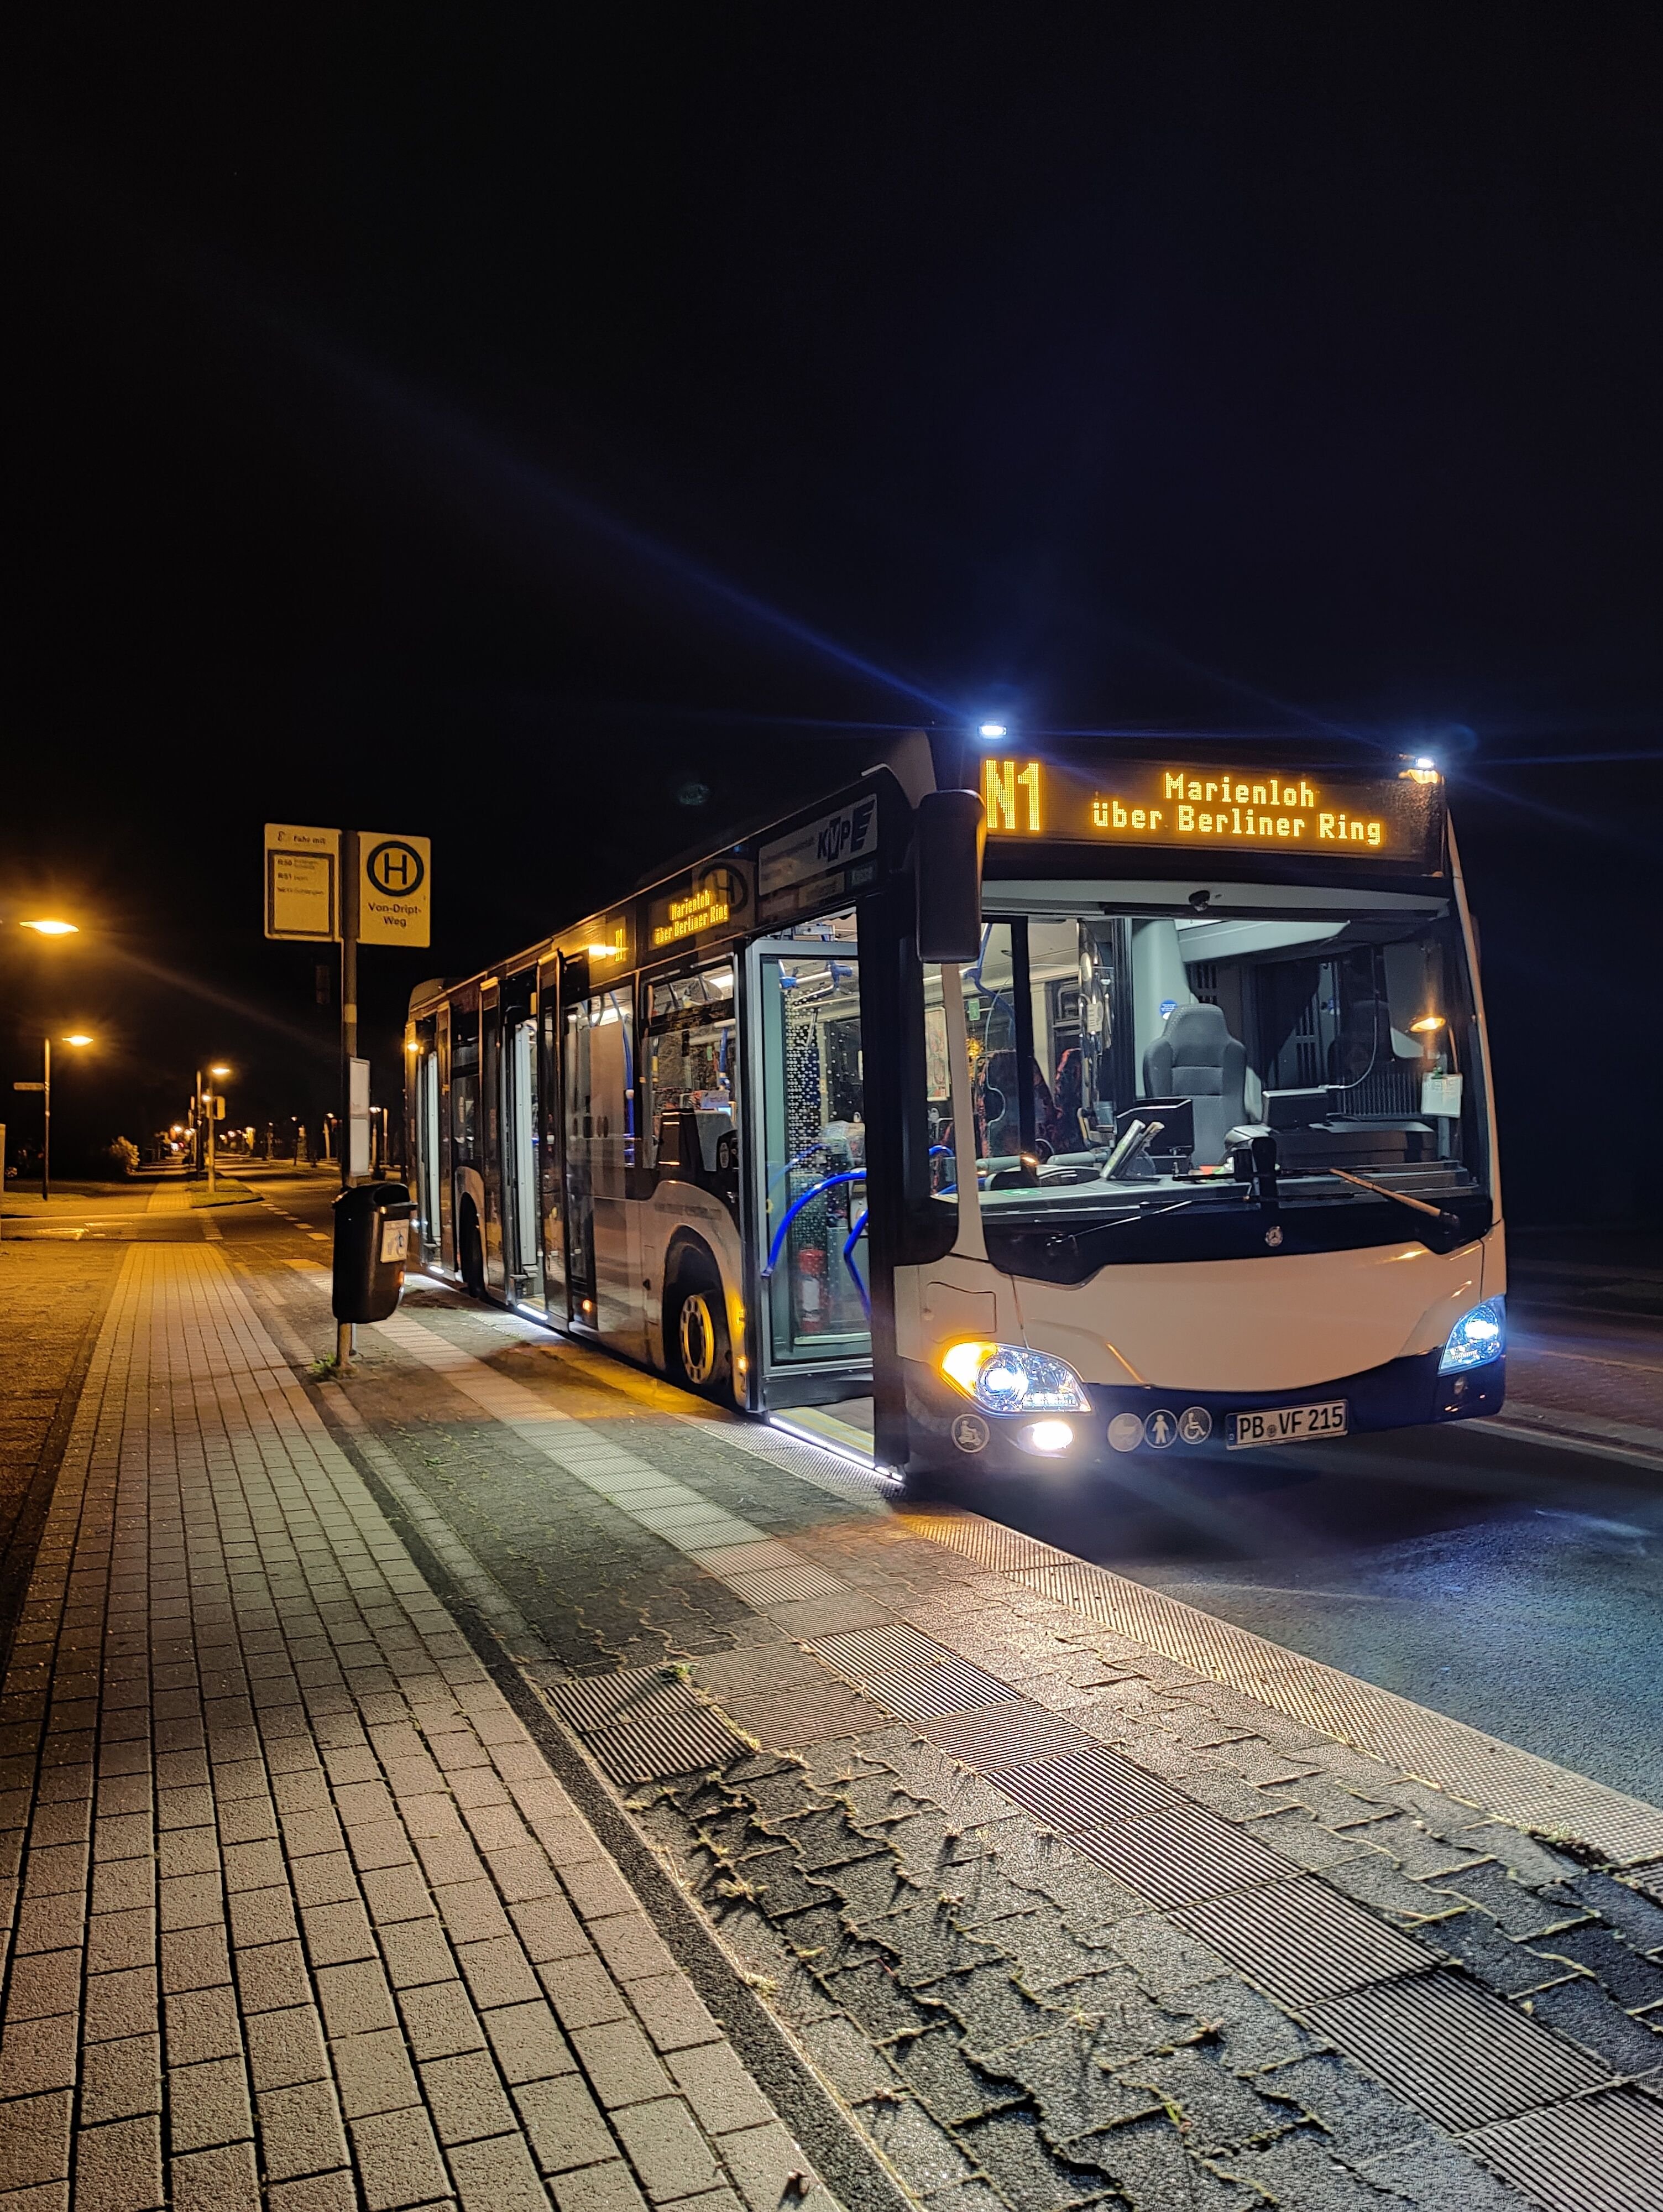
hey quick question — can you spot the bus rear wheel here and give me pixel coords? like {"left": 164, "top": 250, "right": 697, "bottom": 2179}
{"left": 667, "top": 1265, "right": 734, "bottom": 1406}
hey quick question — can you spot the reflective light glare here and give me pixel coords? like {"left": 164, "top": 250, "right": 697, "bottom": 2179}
{"left": 939, "top": 1339, "right": 1090, "bottom": 1412}
{"left": 1409, "top": 1014, "right": 1446, "bottom": 1033}
{"left": 977, "top": 723, "right": 1008, "bottom": 740}
{"left": 1025, "top": 1420, "right": 1074, "bottom": 1455}
{"left": 22, "top": 919, "right": 76, "bottom": 935}
{"left": 1440, "top": 1297, "right": 1506, "bottom": 1373}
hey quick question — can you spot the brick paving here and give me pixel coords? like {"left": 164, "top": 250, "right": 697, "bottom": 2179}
{"left": 247, "top": 1269, "right": 1663, "bottom": 2211}
{"left": 0, "top": 1243, "right": 839, "bottom": 2211}
{"left": 7, "top": 1206, "right": 1663, "bottom": 2211}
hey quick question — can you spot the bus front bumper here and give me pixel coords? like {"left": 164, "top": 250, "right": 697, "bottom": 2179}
{"left": 902, "top": 1349, "right": 1505, "bottom": 1475}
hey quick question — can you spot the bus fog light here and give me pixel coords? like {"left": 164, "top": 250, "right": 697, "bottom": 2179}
{"left": 1440, "top": 1296, "right": 1505, "bottom": 1372}
{"left": 940, "top": 1340, "right": 1091, "bottom": 1413}
{"left": 1024, "top": 1420, "right": 1075, "bottom": 1455}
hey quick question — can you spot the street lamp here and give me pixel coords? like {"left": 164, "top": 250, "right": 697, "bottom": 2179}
{"left": 196, "top": 1064, "right": 233, "bottom": 1194}
{"left": 18, "top": 1032, "right": 95, "bottom": 1202}
{"left": 19, "top": 920, "right": 78, "bottom": 937}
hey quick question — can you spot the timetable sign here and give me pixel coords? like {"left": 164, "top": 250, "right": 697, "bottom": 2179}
{"left": 264, "top": 825, "right": 340, "bottom": 941}
{"left": 980, "top": 758, "right": 1445, "bottom": 868}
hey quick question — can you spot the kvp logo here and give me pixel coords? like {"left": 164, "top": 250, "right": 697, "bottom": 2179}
{"left": 815, "top": 794, "right": 876, "bottom": 868}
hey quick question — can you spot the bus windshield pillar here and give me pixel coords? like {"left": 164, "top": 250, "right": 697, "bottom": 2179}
{"left": 940, "top": 960, "right": 986, "bottom": 1260}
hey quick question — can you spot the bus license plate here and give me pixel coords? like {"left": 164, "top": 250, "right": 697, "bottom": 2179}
{"left": 1228, "top": 1401, "right": 1348, "bottom": 1449}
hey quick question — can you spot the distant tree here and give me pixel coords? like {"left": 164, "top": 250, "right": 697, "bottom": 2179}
{"left": 104, "top": 1136, "right": 140, "bottom": 1177}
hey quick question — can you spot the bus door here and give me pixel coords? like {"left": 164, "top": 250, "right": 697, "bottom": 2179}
{"left": 747, "top": 919, "right": 872, "bottom": 1420}
{"left": 563, "top": 983, "right": 644, "bottom": 1348}
{"left": 479, "top": 980, "right": 504, "bottom": 1295}
{"left": 501, "top": 988, "right": 543, "bottom": 1307}
{"left": 436, "top": 1001, "right": 454, "bottom": 1270}
{"left": 414, "top": 1019, "right": 441, "bottom": 1262}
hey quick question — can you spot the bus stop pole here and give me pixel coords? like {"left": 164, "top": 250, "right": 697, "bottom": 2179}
{"left": 338, "top": 831, "right": 358, "bottom": 1368}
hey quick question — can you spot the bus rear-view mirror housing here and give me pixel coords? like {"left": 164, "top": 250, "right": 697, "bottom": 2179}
{"left": 916, "top": 789, "right": 985, "bottom": 962}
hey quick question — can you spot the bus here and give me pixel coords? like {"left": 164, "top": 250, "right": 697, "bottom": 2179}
{"left": 405, "top": 730, "right": 1503, "bottom": 1481}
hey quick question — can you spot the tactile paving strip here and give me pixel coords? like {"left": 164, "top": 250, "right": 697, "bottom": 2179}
{"left": 536, "top": 1670, "right": 751, "bottom": 1783}
{"left": 809, "top": 1624, "right": 1015, "bottom": 1718}
{"left": 543, "top": 1664, "right": 684, "bottom": 1731}
{"left": 1467, "top": 2088, "right": 1663, "bottom": 2212}
{"left": 725, "top": 1563, "right": 852, "bottom": 1606}
{"left": 900, "top": 1509, "right": 1071, "bottom": 1574}
{"left": 990, "top": 1743, "right": 1192, "bottom": 1830}
{"left": 1171, "top": 1877, "right": 1437, "bottom": 2007}
{"left": 1304, "top": 1970, "right": 1608, "bottom": 2131}
{"left": 927, "top": 1699, "right": 1094, "bottom": 1770}
{"left": 905, "top": 1509, "right": 1663, "bottom": 1863}
{"left": 585, "top": 1704, "right": 751, "bottom": 1786}
{"left": 1065, "top": 1805, "right": 1291, "bottom": 1910}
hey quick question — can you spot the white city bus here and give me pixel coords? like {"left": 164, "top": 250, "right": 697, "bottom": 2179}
{"left": 406, "top": 732, "right": 1504, "bottom": 1479}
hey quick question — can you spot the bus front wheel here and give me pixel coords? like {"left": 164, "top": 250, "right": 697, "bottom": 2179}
{"left": 667, "top": 1265, "right": 734, "bottom": 1406}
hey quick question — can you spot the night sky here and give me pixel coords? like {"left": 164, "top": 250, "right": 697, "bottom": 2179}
{"left": 5, "top": 15, "right": 1660, "bottom": 1222}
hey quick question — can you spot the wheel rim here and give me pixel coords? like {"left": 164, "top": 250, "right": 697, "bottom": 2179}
{"left": 678, "top": 1292, "right": 718, "bottom": 1385}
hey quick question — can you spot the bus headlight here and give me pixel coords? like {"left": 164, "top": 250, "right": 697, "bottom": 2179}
{"left": 939, "top": 1341, "right": 1091, "bottom": 1413}
{"left": 1439, "top": 1296, "right": 1505, "bottom": 1372}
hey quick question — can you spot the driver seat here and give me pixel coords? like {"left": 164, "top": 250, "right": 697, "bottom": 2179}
{"left": 1143, "top": 1003, "right": 1248, "bottom": 1165}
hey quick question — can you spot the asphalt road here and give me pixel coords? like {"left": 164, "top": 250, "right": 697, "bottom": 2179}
{"left": 233, "top": 1168, "right": 1663, "bottom": 1810}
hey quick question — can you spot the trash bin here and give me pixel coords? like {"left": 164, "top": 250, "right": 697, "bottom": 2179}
{"left": 332, "top": 1181, "right": 415, "bottom": 1324}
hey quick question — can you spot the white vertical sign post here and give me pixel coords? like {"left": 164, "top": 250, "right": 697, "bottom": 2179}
{"left": 348, "top": 1057, "right": 372, "bottom": 1180}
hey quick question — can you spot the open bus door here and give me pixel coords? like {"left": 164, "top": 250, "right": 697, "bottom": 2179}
{"left": 746, "top": 919, "right": 875, "bottom": 1455}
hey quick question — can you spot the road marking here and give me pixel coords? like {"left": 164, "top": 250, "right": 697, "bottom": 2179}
{"left": 1516, "top": 1344, "right": 1663, "bottom": 1376}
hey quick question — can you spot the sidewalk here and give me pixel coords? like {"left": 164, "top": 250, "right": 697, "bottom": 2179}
{"left": 0, "top": 1244, "right": 846, "bottom": 2212}
{"left": 7, "top": 1231, "right": 1663, "bottom": 2212}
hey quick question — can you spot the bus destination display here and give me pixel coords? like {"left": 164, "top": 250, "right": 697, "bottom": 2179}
{"left": 980, "top": 757, "right": 1445, "bottom": 868}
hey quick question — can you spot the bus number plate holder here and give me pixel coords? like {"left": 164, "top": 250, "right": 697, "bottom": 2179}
{"left": 1228, "top": 1400, "right": 1348, "bottom": 1449}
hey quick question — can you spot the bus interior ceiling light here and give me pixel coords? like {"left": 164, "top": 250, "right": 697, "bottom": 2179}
{"left": 940, "top": 1340, "right": 1091, "bottom": 1412}
{"left": 1440, "top": 1297, "right": 1505, "bottom": 1372}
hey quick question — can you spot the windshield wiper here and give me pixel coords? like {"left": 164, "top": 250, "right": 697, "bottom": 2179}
{"left": 1324, "top": 1167, "right": 1464, "bottom": 1237}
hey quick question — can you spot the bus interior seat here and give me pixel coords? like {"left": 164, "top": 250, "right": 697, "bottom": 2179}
{"left": 1142, "top": 1003, "right": 1248, "bottom": 1165}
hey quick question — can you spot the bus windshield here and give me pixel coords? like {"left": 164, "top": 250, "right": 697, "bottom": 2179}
{"left": 923, "top": 886, "right": 1488, "bottom": 1260}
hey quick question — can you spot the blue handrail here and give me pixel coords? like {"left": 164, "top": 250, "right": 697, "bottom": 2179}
{"left": 841, "top": 1210, "right": 871, "bottom": 1317}
{"left": 762, "top": 1168, "right": 865, "bottom": 1279}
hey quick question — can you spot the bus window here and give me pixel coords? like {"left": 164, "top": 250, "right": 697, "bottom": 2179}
{"left": 955, "top": 895, "right": 1484, "bottom": 1235}
{"left": 756, "top": 929, "right": 869, "bottom": 1366}
{"left": 644, "top": 964, "right": 737, "bottom": 1173}
{"left": 451, "top": 1011, "right": 480, "bottom": 1164}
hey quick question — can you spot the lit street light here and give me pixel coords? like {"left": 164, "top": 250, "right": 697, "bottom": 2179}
{"left": 14, "top": 1032, "right": 95, "bottom": 1202}
{"left": 19, "top": 920, "right": 78, "bottom": 936}
{"left": 197, "top": 1063, "right": 233, "bottom": 1193}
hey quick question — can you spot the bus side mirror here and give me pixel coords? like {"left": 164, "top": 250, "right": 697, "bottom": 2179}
{"left": 915, "top": 790, "right": 985, "bottom": 962}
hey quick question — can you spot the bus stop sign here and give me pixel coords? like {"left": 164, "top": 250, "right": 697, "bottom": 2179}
{"left": 359, "top": 833, "right": 431, "bottom": 947}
